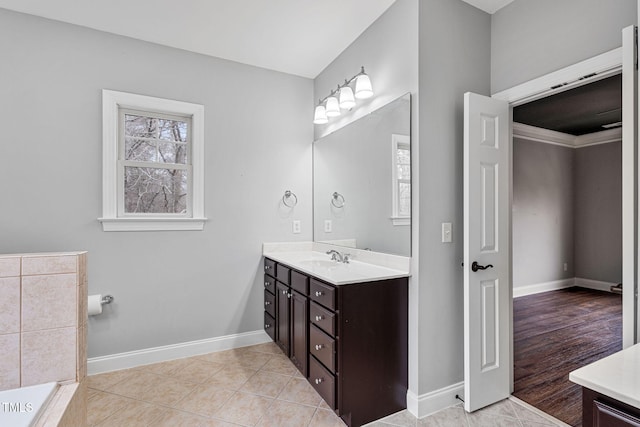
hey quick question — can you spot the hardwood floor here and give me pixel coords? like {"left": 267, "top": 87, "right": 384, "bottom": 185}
{"left": 513, "top": 287, "right": 622, "bottom": 427}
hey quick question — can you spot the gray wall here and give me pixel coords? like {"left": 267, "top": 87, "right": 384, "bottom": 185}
{"left": 575, "top": 142, "right": 623, "bottom": 283}
{"left": 0, "top": 9, "right": 313, "bottom": 358}
{"left": 491, "top": 0, "right": 637, "bottom": 93}
{"left": 512, "top": 139, "right": 574, "bottom": 288}
{"left": 418, "top": 0, "right": 491, "bottom": 394}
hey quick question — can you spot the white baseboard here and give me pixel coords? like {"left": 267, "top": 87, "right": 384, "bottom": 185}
{"left": 574, "top": 277, "right": 618, "bottom": 293}
{"left": 513, "top": 278, "right": 575, "bottom": 298}
{"left": 88, "top": 330, "right": 271, "bottom": 375}
{"left": 406, "top": 382, "right": 464, "bottom": 418}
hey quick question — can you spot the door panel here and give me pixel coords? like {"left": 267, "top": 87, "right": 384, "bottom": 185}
{"left": 464, "top": 92, "right": 510, "bottom": 412}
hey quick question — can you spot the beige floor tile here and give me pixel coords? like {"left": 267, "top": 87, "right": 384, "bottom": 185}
{"left": 87, "top": 369, "right": 136, "bottom": 391}
{"left": 476, "top": 400, "right": 518, "bottom": 419}
{"left": 137, "top": 357, "right": 195, "bottom": 377}
{"left": 172, "top": 383, "right": 235, "bottom": 417}
{"left": 417, "top": 405, "right": 468, "bottom": 427}
{"left": 94, "top": 398, "right": 166, "bottom": 427}
{"left": 133, "top": 375, "right": 196, "bottom": 406}
{"left": 174, "top": 358, "right": 225, "bottom": 383}
{"left": 87, "top": 391, "right": 132, "bottom": 426}
{"left": 256, "top": 399, "right": 316, "bottom": 427}
{"left": 197, "top": 347, "right": 273, "bottom": 370}
{"left": 214, "top": 391, "right": 273, "bottom": 426}
{"left": 319, "top": 399, "right": 332, "bottom": 410}
{"left": 309, "top": 408, "right": 348, "bottom": 427}
{"left": 153, "top": 408, "right": 237, "bottom": 427}
{"left": 102, "top": 370, "right": 165, "bottom": 399}
{"left": 378, "top": 409, "right": 417, "bottom": 427}
{"left": 509, "top": 401, "right": 558, "bottom": 426}
{"left": 206, "top": 365, "right": 258, "bottom": 390}
{"left": 260, "top": 353, "right": 298, "bottom": 376}
{"left": 466, "top": 411, "right": 522, "bottom": 427}
{"left": 277, "top": 377, "right": 322, "bottom": 407}
{"left": 241, "top": 370, "right": 291, "bottom": 398}
{"left": 244, "top": 342, "right": 282, "bottom": 355}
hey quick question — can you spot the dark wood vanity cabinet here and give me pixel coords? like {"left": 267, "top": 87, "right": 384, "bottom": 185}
{"left": 583, "top": 388, "right": 640, "bottom": 427}
{"left": 263, "top": 257, "right": 408, "bottom": 427}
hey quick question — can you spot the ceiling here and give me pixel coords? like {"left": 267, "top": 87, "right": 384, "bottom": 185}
{"left": 514, "top": 74, "right": 622, "bottom": 136}
{"left": 0, "top": 0, "right": 514, "bottom": 79}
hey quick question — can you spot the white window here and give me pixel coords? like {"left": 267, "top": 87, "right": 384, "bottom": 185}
{"left": 391, "top": 134, "right": 410, "bottom": 226}
{"left": 99, "top": 90, "right": 206, "bottom": 231}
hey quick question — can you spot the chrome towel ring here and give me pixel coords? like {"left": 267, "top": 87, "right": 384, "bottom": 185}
{"left": 331, "top": 192, "right": 345, "bottom": 208}
{"left": 283, "top": 190, "right": 298, "bottom": 207}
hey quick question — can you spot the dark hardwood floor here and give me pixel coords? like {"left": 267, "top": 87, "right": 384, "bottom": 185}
{"left": 513, "top": 287, "right": 622, "bottom": 426}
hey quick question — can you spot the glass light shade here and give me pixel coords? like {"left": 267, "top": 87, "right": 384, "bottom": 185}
{"left": 313, "top": 105, "right": 328, "bottom": 124}
{"left": 339, "top": 86, "right": 356, "bottom": 109}
{"left": 355, "top": 73, "right": 373, "bottom": 99}
{"left": 325, "top": 96, "right": 341, "bottom": 117}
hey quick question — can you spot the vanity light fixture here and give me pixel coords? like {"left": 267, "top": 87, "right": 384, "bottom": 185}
{"left": 313, "top": 66, "right": 373, "bottom": 124}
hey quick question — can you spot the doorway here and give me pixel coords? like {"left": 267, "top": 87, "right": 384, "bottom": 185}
{"left": 510, "top": 74, "right": 624, "bottom": 425}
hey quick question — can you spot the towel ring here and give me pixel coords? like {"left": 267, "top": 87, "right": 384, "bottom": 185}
{"left": 282, "top": 190, "right": 298, "bottom": 208}
{"left": 331, "top": 192, "right": 345, "bottom": 208}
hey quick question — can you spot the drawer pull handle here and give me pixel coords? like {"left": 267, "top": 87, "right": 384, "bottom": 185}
{"left": 287, "top": 293, "right": 291, "bottom": 298}
{"left": 265, "top": 324, "right": 271, "bottom": 328}
{"left": 265, "top": 265, "right": 271, "bottom": 270}
{"left": 282, "top": 290, "right": 287, "bottom": 295}
{"left": 264, "top": 282, "right": 270, "bottom": 287}
{"left": 265, "top": 301, "right": 271, "bottom": 306}
{"left": 315, "top": 344, "right": 324, "bottom": 351}
{"left": 315, "top": 315, "right": 324, "bottom": 321}
{"left": 315, "top": 291, "right": 324, "bottom": 297}
{"left": 315, "top": 378, "right": 324, "bottom": 384}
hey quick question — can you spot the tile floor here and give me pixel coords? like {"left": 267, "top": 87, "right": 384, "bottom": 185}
{"left": 87, "top": 342, "right": 568, "bottom": 427}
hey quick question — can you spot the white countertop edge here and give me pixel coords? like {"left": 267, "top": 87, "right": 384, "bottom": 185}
{"left": 262, "top": 241, "right": 411, "bottom": 273}
{"left": 262, "top": 248, "right": 410, "bottom": 286}
{"left": 569, "top": 344, "right": 640, "bottom": 409}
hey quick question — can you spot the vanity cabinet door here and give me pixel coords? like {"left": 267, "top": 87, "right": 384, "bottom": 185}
{"left": 264, "top": 258, "right": 276, "bottom": 278}
{"left": 276, "top": 281, "right": 291, "bottom": 356}
{"left": 290, "top": 289, "right": 308, "bottom": 377}
{"left": 594, "top": 401, "right": 640, "bottom": 426}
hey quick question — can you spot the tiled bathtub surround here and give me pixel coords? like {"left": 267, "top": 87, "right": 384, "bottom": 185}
{"left": 0, "top": 252, "right": 88, "bottom": 426}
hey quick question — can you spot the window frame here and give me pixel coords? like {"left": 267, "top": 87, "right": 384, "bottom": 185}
{"left": 391, "top": 133, "right": 411, "bottom": 226}
{"left": 99, "top": 90, "right": 206, "bottom": 231}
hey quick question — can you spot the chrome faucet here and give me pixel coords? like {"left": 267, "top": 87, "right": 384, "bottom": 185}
{"left": 326, "top": 250, "right": 350, "bottom": 263}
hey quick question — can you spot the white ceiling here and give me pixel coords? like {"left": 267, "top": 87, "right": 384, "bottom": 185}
{"left": 0, "top": 0, "right": 513, "bottom": 79}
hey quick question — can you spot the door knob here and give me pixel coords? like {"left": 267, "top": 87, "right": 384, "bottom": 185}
{"left": 471, "top": 261, "right": 493, "bottom": 272}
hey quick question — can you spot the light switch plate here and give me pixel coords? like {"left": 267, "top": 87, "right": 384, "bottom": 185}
{"left": 442, "top": 222, "right": 452, "bottom": 243}
{"left": 293, "top": 220, "right": 301, "bottom": 234}
{"left": 324, "top": 220, "right": 332, "bottom": 233}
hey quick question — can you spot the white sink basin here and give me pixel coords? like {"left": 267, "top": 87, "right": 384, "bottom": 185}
{"left": 298, "top": 259, "right": 340, "bottom": 269}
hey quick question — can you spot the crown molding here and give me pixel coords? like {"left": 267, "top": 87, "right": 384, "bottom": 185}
{"left": 513, "top": 122, "right": 622, "bottom": 149}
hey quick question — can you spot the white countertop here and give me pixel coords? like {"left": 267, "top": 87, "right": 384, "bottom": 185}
{"left": 263, "top": 249, "right": 410, "bottom": 285}
{"left": 569, "top": 343, "right": 640, "bottom": 409}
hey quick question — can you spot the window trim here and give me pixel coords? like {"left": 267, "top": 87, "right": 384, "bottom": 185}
{"left": 391, "top": 133, "right": 411, "bottom": 226}
{"left": 99, "top": 90, "right": 206, "bottom": 231}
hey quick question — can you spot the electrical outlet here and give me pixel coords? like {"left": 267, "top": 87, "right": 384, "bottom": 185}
{"left": 292, "top": 220, "right": 301, "bottom": 234}
{"left": 442, "top": 222, "right": 452, "bottom": 243}
{"left": 324, "top": 219, "right": 332, "bottom": 233}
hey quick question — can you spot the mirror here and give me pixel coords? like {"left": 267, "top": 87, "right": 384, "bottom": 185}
{"left": 313, "top": 93, "right": 411, "bottom": 256}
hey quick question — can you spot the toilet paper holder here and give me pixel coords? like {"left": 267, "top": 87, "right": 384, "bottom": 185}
{"left": 101, "top": 295, "right": 114, "bottom": 305}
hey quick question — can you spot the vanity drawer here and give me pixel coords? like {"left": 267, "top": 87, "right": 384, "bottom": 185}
{"left": 310, "top": 324, "right": 335, "bottom": 373}
{"left": 310, "top": 279, "right": 336, "bottom": 310}
{"left": 264, "top": 258, "right": 276, "bottom": 278}
{"left": 276, "top": 264, "right": 290, "bottom": 285}
{"left": 264, "top": 312, "right": 275, "bottom": 341}
{"left": 264, "top": 290, "right": 276, "bottom": 318}
{"left": 291, "top": 270, "right": 309, "bottom": 295}
{"left": 309, "top": 356, "right": 335, "bottom": 409}
{"left": 310, "top": 301, "right": 336, "bottom": 337}
{"left": 264, "top": 275, "right": 276, "bottom": 295}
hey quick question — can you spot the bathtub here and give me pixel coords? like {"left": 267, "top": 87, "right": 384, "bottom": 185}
{"left": 0, "top": 382, "right": 58, "bottom": 427}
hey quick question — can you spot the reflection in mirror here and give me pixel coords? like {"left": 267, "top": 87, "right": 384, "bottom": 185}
{"left": 313, "top": 93, "right": 411, "bottom": 256}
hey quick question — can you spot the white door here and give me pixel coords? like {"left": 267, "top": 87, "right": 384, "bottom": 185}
{"left": 622, "top": 25, "right": 638, "bottom": 348}
{"left": 463, "top": 92, "right": 510, "bottom": 412}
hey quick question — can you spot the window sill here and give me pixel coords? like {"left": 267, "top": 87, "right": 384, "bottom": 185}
{"left": 390, "top": 217, "right": 411, "bottom": 226}
{"left": 98, "top": 217, "right": 208, "bottom": 232}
